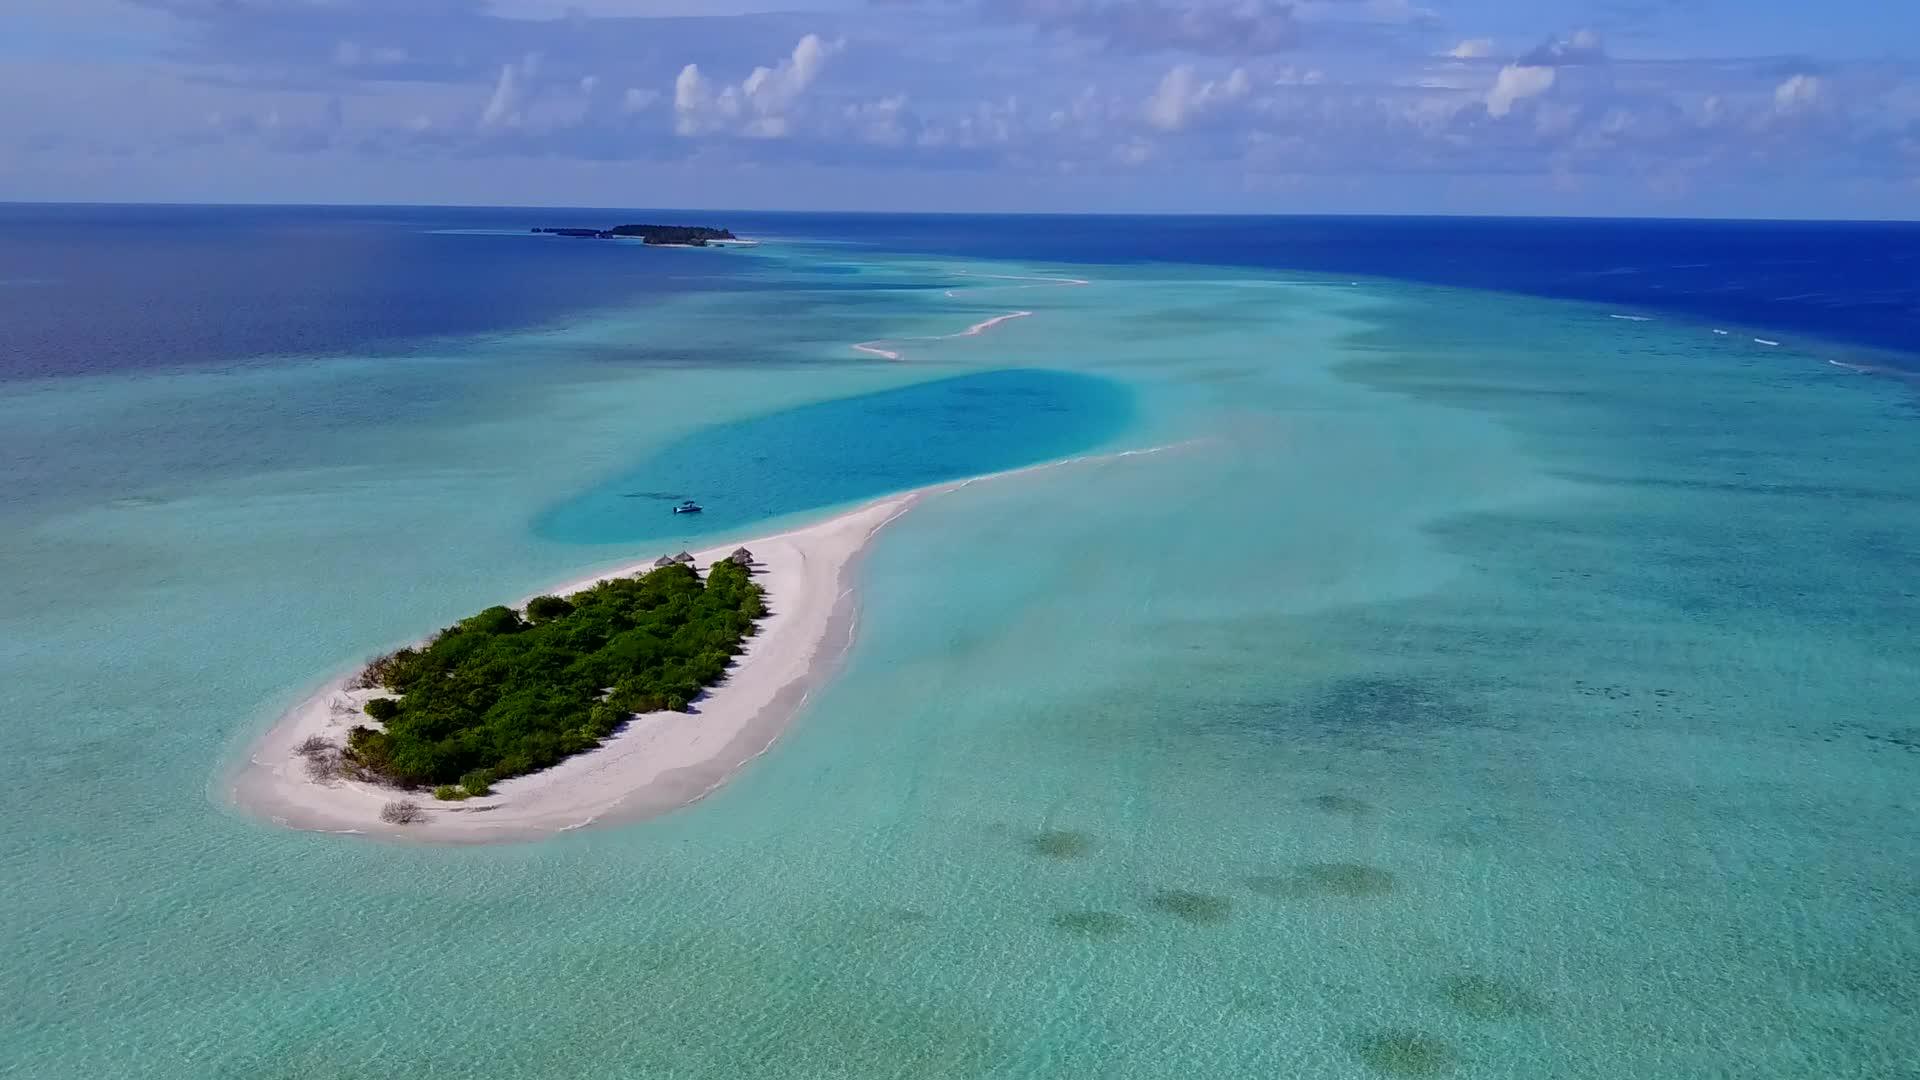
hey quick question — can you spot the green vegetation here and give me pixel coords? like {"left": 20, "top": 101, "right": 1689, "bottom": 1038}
{"left": 525, "top": 595, "right": 574, "bottom": 622}
{"left": 608, "top": 223, "right": 736, "bottom": 245}
{"left": 346, "top": 560, "right": 765, "bottom": 788}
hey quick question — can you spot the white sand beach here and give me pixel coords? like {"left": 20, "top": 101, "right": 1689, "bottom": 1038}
{"left": 229, "top": 491, "right": 920, "bottom": 843}
{"left": 229, "top": 444, "right": 1180, "bottom": 844}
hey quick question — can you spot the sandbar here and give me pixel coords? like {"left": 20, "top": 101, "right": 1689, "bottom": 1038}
{"left": 229, "top": 491, "right": 919, "bottom": 843}
{"left": 229, "top": 444, "right": 1181, "bottom": 844}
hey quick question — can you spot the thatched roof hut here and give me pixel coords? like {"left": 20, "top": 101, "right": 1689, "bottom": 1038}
{"left": 653, "top": 555, "right": 677, "bottom": 569}
{"left": 729, "top": 547, "right": 754, "bottom": 563}
{"left": 673, "top": 551, "right": 695, "bottom": 564}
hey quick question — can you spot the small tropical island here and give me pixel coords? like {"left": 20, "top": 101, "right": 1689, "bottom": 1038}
{"left": 532, "top": 223, "right": 741, "bottom": 246}
{"left": 315, "top": 551, "right": 765, "bottom": 807}
{"left": 233, "top": 488, "right": 922, "bottom": 840}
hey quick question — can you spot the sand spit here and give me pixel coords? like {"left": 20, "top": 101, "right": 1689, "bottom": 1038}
{"left": 230, "top": 443, "right": 1182, "bottom": 844}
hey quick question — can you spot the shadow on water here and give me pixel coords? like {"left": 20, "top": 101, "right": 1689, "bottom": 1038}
{"left": 1050, "top": 911, "right": 1133, "bottom": 938}
{"left": 535, "top": 368, "right": 1134, "bottom": 544}
{"left": 1248, "top": 863, "right": 1398, "bottom": 899}
{"left": 1303, "top": 674, "right": 1482, "bottom": 734}
{"left": 1146, "top": 890, "right": 1234, "bottom": 924}
{"left": 1349, "top": 1031, "right": 1458, "bottom": 1076}
{"left": 1196, "top": 673, "right": 1488, "bottom": 752}
{"left": 1026, "top": 829, "right": 1094, "bottom": 860}
{"left": 1436, "top": 973, "right": 1550, "bottom": 1020}
{"left": 1304, "top": 792, "right": 1375, "bottom": 816}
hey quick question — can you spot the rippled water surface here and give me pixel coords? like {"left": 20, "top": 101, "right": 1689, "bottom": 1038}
{"left": 2, "top": 210, "right": 1916, "bottom": 1078}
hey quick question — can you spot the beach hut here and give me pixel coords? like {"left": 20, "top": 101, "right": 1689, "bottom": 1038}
{"left": 653, "top": 555, "right": 677, "bottom": 569}
{"left": 728, "top": 547, "right": 755, "bottom": 566}
{"left": 673, "top": 551, "right": 695, "bottom": 564}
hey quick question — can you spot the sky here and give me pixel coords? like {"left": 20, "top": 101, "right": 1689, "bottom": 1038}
{"left": 3, "top": 0, "right": 1917, "bottom": 217}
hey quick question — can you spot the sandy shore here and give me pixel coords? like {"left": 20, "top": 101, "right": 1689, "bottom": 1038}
{"left": 229, "top": 492, "right": 919, "bottom": 843}
{"left": 231, "top": 440, "right": 1183, "bottom": 844}
{"left": 853, "top": 269, "right": 1083, "bottom": 361}
{"left": 852, "top": 310, "right": 1034, "bottom": 361}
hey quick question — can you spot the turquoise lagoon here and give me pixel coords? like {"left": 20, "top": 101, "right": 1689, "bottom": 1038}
{"left": 2, "top": 237, "right": 1916, "bottom": 1078}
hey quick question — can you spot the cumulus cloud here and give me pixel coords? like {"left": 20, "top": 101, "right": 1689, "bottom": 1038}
{"left": 20, "top": 0, "right": 1916, "bottom": 214}
{"left": 844, "top": 94, "right": 911, "bottom": 145}
{"left": 480, "top": 53, "right": 539, "bottom": 128}
{"left": 986, "top": 0, "right": 1303, "bottom": 56}
{"left": 1520, "top": 28, "right": 1605, "bottom": 67}
{"left": 332, "top": 41, "right": 410, "bottom": 67}
{"left": 1486, "top": 64, "right": 1555, "bottom": 118}
{"left": 1774, "top": 73, "right": 1822, "bottom": 112}
{"left": 1114, "top": 137, "right": 1153, "bottom": 165}
{"left": 1144, "top": 64, "right": 1250, "bottom": 131}
{"left": 674, "top": 33, "right": 838, "bottom": 138}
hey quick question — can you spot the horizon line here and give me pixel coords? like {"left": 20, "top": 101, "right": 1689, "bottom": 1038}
{"left": 3, "top": 199, "right": 1917, "bottom": 227}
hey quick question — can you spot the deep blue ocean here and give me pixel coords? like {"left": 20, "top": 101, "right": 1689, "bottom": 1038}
{"left": 5, "top": 204, "right": 1916, "bottom": 381}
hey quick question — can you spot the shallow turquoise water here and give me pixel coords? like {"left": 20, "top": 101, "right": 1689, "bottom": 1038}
{"left": 536, "top": 368, "right": 1133, "bottom": 543}
{"left": 2, "top": 243, "right": 1915, "bottom": 1078}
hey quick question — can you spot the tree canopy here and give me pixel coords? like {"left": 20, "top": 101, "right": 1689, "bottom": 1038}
{"left": 349, "top": 561, "right": 764, "bottom": 789}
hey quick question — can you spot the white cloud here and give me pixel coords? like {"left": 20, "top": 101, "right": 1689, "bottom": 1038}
{"left": 1448, "top": 39, "right": 1494, "bottom": 59}
{"left": 333, "top": 41, "right": 408, "bottom": 68}
{"left": 674, "top": 33, "right": 840, "bottom": 138}
{"left": 1775, "top": 74, "right": 1822, "bottom": 113}
{"left": 916, "top": 97, "right": 1022, "bottom": 150}
{"left": 481, "top": 61, "right": 522, "bottom": 128}
{"left": 1533, "top": 101, "right": 1581, "bottom": 137}
{"left": 1486, "top": 64, "right": 1554, "bottom": 118}
{"left": 845, "top": 94, "right": 909, "bottom": 145}
{"left": 673, "top": 65, "right": 710, "bottom": 129}
{"left": 1521, "top": 29, "right": 1606, "bottom": 66}
{"left": 1144, "top": 64, "right": 1251, "bottom": 132}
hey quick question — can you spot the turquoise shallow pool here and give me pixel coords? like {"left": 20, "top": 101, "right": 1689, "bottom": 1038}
{"left": 1, "top": 225, "right": 1916, "bottom": 1078}
{"left": 535, "top": 368, "right": 1133, "bottom": 543}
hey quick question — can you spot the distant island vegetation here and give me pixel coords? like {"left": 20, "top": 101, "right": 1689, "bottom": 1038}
{"left": 532, "top": 223, "right": 739, "bottom": 246}
{"left": 344, "top": 556, "right": 764, "bottom": 799}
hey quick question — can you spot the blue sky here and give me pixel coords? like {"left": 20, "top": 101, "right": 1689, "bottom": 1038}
{"left": 4, "top": 0, "right": 1916, "bottom": 216}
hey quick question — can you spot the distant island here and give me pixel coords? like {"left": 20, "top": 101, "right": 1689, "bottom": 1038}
{"left": 532, "top": 223, "right": 740, "bottom": 246}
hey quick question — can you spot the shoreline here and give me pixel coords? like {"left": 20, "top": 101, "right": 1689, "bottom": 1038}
{"left": 228, "top": 444, "right": 1182, "bottom": 845}
{"left": 228, "top": 492, "right": 920, "bottom": 844}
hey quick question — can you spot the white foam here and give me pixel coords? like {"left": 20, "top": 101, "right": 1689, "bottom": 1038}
{"left": 1754, "top": 338, "right": 1781, "bottom": 347}
{"left": 853, "top": 271, "right": 1083, "bottom": 361}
